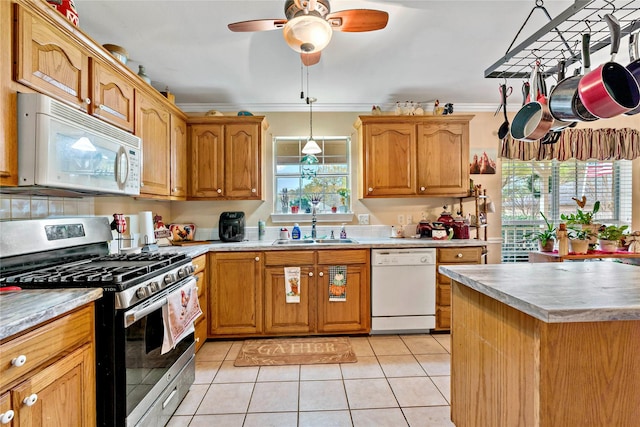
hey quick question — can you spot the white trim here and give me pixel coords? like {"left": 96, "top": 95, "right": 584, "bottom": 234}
{"left": 177, "top": 102, "right": 508, "bottom": 113}
{"left": 271, "top": 213, "right": 354, "bottom": 224}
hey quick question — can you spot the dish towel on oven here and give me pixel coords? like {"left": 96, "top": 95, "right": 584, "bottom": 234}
{"left": 162, "top": 279, "right": 202, "bottom": 354}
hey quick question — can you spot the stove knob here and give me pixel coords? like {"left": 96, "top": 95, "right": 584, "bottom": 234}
{"left": 164, "top": 273, "right": 175, "bottom": 285}
{"left": 149, "top": 282, "right": 159, "bottom": 292}
{"left": 136, "top": 287, "right": 148, "bottom": 299}
{"left": 177, "top": 268, "right": 186, "bottom": 279}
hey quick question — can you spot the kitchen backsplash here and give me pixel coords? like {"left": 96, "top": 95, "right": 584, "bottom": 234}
{"left": 0, "top": 194, "right": 95, "bottom": 220}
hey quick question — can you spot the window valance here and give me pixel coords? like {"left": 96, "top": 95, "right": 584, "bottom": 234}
{"left": 499, "top": 128, "right": 640, "bottom": 161}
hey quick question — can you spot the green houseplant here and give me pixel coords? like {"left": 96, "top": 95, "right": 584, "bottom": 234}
{"left": 336, "top": 188, "right": 350, "bottom": 213}
{"left": 525, "top": 212, "right": 556, "bottom": 252}
{"left": 597, "top": 224, "right": 629, "bottom": 252}
{"left": 561, "top": 198, "right": 600, "bottom": 245}
{"left": 568, "top": 227, "right": 594, "bottom": 254}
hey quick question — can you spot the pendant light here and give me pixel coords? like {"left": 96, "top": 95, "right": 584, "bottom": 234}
{"left": 301, "top": 64, "right": 321, "bottom": 156}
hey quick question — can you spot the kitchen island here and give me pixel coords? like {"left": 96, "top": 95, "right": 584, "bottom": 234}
{"left": 438, "top": 262, "right": 640, "bottom": 427}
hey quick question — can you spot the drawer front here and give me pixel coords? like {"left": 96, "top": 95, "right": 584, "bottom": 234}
{"left": 437, "top": 283, "right": 451, "bottom": 306}
{"left": 0, "top": 305, "right": 94, "bottom": 390}
{"left": 317, "top": 249, "right": 369, "bottom": 265}
{"left": 264, "top": 251, "right": 315, "bottom": 266}
{"left": 438, "top": 247, "right": 482, "bottom": 263}
{"left": 436, "top": 306, "right": 451, "bottom": 330}
{"left": 195, "top": 271, "right": 205, "bottom": 298}
{"left": 192, "top": 255, "right": 206, "bottom": 274}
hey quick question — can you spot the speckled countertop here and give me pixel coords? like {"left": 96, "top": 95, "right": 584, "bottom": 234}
{"left": 439, "top": 262, "right": 640, "bottom": 323}
{"left": 158, "top": 237, "right": 488, "bottom": 258}
{"left": 0, "top": 288, "right": 103, "bottom": 340}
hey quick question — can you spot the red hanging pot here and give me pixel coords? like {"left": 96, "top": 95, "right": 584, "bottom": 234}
{"left": 578, "top": 14, "right": 640, "bottom": 118}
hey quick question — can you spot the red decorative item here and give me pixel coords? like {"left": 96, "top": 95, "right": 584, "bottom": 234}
{"left": 111, "top": 213, "right": 126, "bottom": 234}
{"left": 46, "top": 0, "right": 79, "bottom": 26}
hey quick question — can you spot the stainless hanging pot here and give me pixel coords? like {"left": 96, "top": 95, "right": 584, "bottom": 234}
{"left": 510, "top": 62, "right": 555, "bottom": 142}
{"left": 578, "top": 14, "right": 640, "bottom": 118}
{"left": 548, "top": 33, "right": 598, "bottom": 122}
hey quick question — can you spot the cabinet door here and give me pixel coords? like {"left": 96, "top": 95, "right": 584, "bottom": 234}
{"left": 170, "top": 114, "right": 187, "bottom": 199}
{"left": 0, "top": 0, "right": 17, "bottom": 186}
{"left": 363, "top": 123, "right": 416, "bottom": 197}
{"left": 189, "top": 124, "right": 225, "bottom": 198}
{"left": 264, "top": 266, "right": 315, "bottom": 334}
{"left": 316, "top": 250, "right": 370, "bottom": 333}
{"left": 15, "top": 4, "right": 89, "bottom": 110}
{"left": 12, "top": 344, "right": 95, "bottom": 427}
{"left": 136, "top": 92, "right": 170, "bottom": 196}
{"left": 417, "top": 122, "right": 469, "bottom": 196}
{"left": 0, "top": 392, "right": 12, "bottom": 427}
{"left": 91, "top": 59, "right": 135, "bottom": 132}
{"left": 225, "top": 123, "right": 261, "bottom": 199}
{"left": 209, "top": 252, "right": 263, "bottom": 336}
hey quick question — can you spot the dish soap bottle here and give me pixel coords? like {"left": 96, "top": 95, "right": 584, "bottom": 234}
{"left": 340, "top": 223, "right": 347, "bottom": 239}
{"left": 292, "top": 223, "right": 301, "bottom": 240}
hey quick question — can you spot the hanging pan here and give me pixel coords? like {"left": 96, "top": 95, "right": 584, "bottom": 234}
{"left": 548, "top": 33, "right": 598, "bottom": 122}
{"left": 625, "top": 30, "right": 640, "bottom": 116}
{"left": 578, "top": 14, "right": 640, "bottom": 118}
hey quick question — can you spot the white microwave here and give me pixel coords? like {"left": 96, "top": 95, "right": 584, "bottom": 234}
{"left": 15, "top": 92, "right": 141, "bottom": 196}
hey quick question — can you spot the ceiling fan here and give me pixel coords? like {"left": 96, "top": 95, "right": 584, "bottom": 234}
{"left": 228, "top": 0, "right": 389, "bottom": 66}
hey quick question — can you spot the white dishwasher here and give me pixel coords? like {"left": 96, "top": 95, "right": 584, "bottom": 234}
{"left": 371, "top": 248, "right": 436, "bottom": 334}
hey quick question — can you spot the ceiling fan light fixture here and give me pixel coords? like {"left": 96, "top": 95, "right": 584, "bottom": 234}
{"left": 283, "top": 14, "right": 332, "bottom": 53}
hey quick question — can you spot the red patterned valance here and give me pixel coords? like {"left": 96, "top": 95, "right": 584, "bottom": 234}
{"left": 499, "top": 128, "right": 640, "bottom": 161}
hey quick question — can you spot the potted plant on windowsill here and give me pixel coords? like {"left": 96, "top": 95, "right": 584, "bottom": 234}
{"left": 336, "top": 188, "right": 350, "bottom": 213}
{"left": 560, "top": 197, "right": 600, "bottom": 246}
{"left": 568, "top": 227, "right": 594, "bottom": 254}
{"left": 525, "top": 212, "right": 556, "bottom": 252}
{"left": 597, "top": 224, "right": 629, "bottom": 252}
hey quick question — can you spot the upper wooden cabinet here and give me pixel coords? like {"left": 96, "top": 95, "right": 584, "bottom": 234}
{"left": 170, "top": 113, "right": 187, "bottom": 199}
{"left": 136, "top": 91, "right": 171, "bottom": 197}
{"left": 15, "top": 3, "right": 90, "bottom": 110}
{"left": 356, "top": 115, "right": 474, "bottom": 198}
{"left": 0, "top": 0, "right": 17, "bottom": 186}
{"left": 91, "top": 60, "right": 135, "bottom": 132}
{"left": 187, "top": 116, "right": 267, "bottom": 200}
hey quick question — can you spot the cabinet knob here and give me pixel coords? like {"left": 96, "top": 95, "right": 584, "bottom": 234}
{"left": 173, "top": 187, "right": 178, "bottom": 192}
{"left": 255, "top": 257, "right": 260, "bottom": 262}
{"left": 11, "top": 355, "right": 27, "bottom": 367}
{"left": 140, "top": 182, "right": 145, "bottom": 187}
{"left": 0, "top": 410, "right": 14, "bottom": 424}
{"left": 23, "top": 394, "right": 38, "bottom": 407}
{"left": 457, "top": 253, "right": 463, "bottom": 258}
{"left": 420, "top": 186, "right": 426, "bottom": 191}
{"left": 217, "top": 188, "right": 222, "bottom": 194}
{"left": 319, "top": 272, "right": 324, "bottom": 277}
{"left": 309, "top": 272, "right": 314, "bottom": 277}
{"left": 251, "top": 188, "right": 256, "bottom": 193}
{"left": 368, "top": 187, "right": 373, "bottom": 192}
{"left": 84, "top": 98, "right": 91, "bottom": 105}
{"left": 195, "top": 337, "right": 200, "bottom": 343}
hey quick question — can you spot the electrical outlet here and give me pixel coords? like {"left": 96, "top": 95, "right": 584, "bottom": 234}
{"left": 397, "top": 214, "right": 405, "bottom": 225}
{"left": 357, "top": 214, "right": 370, "bottom": 225}
{"left": 407, "top": 215, "right": 413, "bottom": 224}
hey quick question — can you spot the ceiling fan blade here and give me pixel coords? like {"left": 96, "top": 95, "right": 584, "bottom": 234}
{"left": 301, "top": 51, "right": 321, "bottom": 66}
{"left": 326, "top": 9, "right": 389, "bottom": 32}
{"left": 228, "top": 19, "right": 288, "bottom": 32}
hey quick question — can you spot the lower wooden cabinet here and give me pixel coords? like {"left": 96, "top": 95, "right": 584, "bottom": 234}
{"left": 435, "top": 246, "right": 484, "bottom": 331}
{"left": 0, "top": 304, "right": 96, "bottom": 427}
{"left": 209, "top": 252, "right": 263, "bottom": 336}
{"left": 192, "top": 254, "right": 207, "bottom": 352}
{"left": 206, "top": 249, "right": 371, "bottom": 338}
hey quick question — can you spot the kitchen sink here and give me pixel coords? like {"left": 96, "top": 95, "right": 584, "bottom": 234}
{"left": 272, "top": 239, "right": 316, "bottom": 245}
{"left": 314, "top": 239, "right": 358, "bottom": 244}
{"left": 271, "top": 238, "right": 359, "bottom": 245}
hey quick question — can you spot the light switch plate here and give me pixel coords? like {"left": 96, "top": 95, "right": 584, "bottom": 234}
{"left": 397, "top": 214, "right": 404, "bottom": 225}
{"left": 357, "top": 214, "right": 369, "bottom": 225}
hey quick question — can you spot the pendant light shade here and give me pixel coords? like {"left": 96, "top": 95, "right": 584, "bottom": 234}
{"left": 302, "top": 138, "right": 321, "bottom": 154}
{"left": 283, "top": 14, "right": 332, "bottom": 53}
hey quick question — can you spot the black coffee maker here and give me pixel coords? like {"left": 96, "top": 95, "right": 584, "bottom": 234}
{"left": 219, "top": 212, "right": 245, "bottom": 242}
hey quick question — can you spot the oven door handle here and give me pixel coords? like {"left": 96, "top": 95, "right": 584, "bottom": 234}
{"left": 124, "top": 277, "right": 196, "bottom": 328}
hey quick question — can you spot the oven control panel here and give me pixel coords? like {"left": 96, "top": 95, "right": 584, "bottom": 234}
{"left": 116, "top": 262, "right": 195, "bottom": 309}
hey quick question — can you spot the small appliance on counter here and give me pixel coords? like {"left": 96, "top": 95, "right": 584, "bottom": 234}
{"left": 219, "top": 212, "right": 245, "bottom": 242}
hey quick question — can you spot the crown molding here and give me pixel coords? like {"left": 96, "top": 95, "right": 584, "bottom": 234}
{"left": 177, "top": 102, "right": 514, "bottom": 114}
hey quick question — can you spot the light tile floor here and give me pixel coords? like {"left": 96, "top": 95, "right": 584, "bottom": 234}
{"left": 167, "top": 334, "right": 454, "bottom": 427}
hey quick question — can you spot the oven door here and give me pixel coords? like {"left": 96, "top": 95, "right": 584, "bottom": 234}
{"left": 120, "top": 277, "right": 197, "bottom": 427}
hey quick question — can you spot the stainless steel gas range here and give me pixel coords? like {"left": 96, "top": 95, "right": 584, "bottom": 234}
{"left": 0, "top": 217, "right": 197, "bottom": 427}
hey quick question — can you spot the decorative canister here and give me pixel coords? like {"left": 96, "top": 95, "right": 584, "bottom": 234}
{"left": 431, "top": 222, "right": 448, "bottom": 240}
{"left": 46, "top": 0, "right": 79, "bottom": 26}
{"left": 137, "top": 65, "right": 151, "bottom": 84}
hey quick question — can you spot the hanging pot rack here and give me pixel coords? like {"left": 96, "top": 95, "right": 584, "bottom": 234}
{"left": 485, "top": 0, "right": 640, "bottom": 80}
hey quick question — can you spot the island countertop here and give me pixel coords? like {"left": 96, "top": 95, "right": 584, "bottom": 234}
{"left": 438, "top": 262, "right": 640, "bottom": 323}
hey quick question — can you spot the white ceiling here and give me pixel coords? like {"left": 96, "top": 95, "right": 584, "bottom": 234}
{"left": 75, "top": 0, "right": 631, "bottom": 112}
